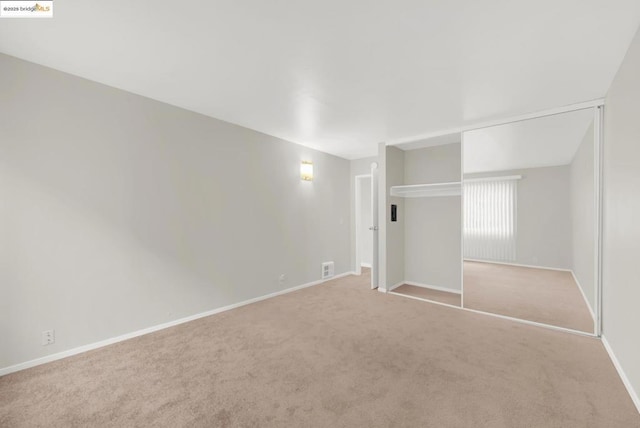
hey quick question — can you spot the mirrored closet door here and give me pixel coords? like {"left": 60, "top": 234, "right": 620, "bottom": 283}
{"left": 461, "top": 108, "right": 600, "bottom": 334}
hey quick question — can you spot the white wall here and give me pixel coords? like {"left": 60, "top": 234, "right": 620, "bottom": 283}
{"left": 570, "top": 123, "right": 596, "bottom": 314}
{"left": 385, "top": 146, "right": 405, "bottom": 289}
{"left": 0, "top": 54, "right": 350, "bottom": 370}
{"left": 404, "top": 143, "right": 462, "bottom": 291}
{"left": 602, "top": 26, "right": 640, "bottom": 409}
{"left": 464, "top": 165, "right": 572, "bottom": 269}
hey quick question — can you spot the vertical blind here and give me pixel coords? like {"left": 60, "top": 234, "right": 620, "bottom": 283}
{"left": 463, "top": 178, "right": 517, "bottom": 261}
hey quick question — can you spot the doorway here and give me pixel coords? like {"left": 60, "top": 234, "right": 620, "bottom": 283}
{"left": 355, "top": 172, "right": 377, "bottom": 289}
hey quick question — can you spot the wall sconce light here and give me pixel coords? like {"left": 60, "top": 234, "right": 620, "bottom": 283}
{"left": 301, "top": 161, "right": 313, "bottom": 181}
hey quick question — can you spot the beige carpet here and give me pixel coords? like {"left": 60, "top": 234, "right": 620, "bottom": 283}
{"left": 464, "top": 261, "right": 595, "bottom": 333}
{"left": 2, "top": 271, "right": 638, "bottom": 427}
{"left": 392, "top": 284, "right": 461, "bottom": 307}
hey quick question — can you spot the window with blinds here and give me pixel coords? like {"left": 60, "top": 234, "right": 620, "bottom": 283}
{"left": 463, "top": 178, "right": 517, "bottom": 261}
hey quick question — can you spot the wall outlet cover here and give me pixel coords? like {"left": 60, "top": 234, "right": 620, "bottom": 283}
{"left": 322, "top": 262, "right": 335, "bottom": 279}
{"left": 42, "top": 330, "right": 55, "bottom": 346}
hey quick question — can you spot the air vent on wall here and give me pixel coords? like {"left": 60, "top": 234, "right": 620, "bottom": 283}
{"left": 321, "top": 262, "right": 335, "bottom": 280}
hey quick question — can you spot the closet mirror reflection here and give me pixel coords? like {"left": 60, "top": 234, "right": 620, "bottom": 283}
{"left": 462, "top": 109, "right": 598, "bottom": 333}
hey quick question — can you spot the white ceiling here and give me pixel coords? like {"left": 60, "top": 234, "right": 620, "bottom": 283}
{"left": 397, "top": 133, "right": 462, "bottom": 152}
{"left": 463, "top": 109, "right": 595, "bottom": 173}
{"left": 0, "top": 1, "right": 638, "bottom": 159}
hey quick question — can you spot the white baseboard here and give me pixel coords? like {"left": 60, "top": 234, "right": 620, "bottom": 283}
{"left": 404, "top": 281, "right": 462, "bottom": 295}
{"left": 602, "top": 335, "right": 640, "bottom": 414}
{"left": 570, "top": 270, "right": 596, "bottom": 320}
{"left": 331, "top": 271, "right": 355, "bottom": 280}
{"left": 464, "top": 259, "right": 571, "bottom": 272}
{"left": 463, "top": 307, "right": 596, "bottom": 337}
{"left": 360, "top": 263, "right": 372, "bottom": 268}
{"left": 388, "top": 290, "right": 461, "bottom": 310}
{"left": 388, "top": 281, "right": 404, "bottom": 292}
{"left": 0, "top": 271, "right": 355, "bottom": 377}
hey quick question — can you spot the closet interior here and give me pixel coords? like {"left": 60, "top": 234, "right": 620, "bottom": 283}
{"left": 384, "top": 137, "right": 463, "bottom": 308}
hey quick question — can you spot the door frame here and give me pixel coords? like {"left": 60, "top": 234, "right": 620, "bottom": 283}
{"left": 371, "top": 162, "right": 379, "bottom": 289}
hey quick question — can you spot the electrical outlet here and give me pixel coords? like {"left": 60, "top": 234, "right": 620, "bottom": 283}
{"left": 279, "top": 274, "right": 286, "bottom": 284}
{"left": 42, "top": 330, "right": 55, "bottom": 346}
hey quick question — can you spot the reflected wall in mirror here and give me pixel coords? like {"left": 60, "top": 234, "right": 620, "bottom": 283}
{"left": 462, "top": 109, "right": 597, "bottom": 333}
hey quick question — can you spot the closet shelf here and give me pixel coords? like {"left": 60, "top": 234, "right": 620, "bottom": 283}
{"left": 390, "top": 182, "right": 461, "bottom": 198}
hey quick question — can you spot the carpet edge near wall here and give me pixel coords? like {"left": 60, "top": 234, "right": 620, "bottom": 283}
{"left": 0, "top": 271, "right": 355, "bottom": 377}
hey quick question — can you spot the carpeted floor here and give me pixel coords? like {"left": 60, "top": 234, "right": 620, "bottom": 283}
{"left": 464, "top": 261, "right": 595, "bottom": 333}
{"left": 391, "top": 284, "right": 461, "bottom": 307}
{"left": 1, "top": 271, "right": 638, "bottom": 427}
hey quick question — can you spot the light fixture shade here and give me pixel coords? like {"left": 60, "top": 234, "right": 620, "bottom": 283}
{"left": 301, "top": 161, "right": 313, "bottom": 181}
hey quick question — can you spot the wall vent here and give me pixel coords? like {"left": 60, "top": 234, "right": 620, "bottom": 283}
{"left": 321, "top": 262, "right": 335, "bottom": 280}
